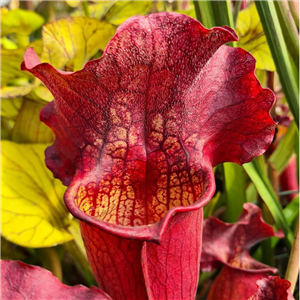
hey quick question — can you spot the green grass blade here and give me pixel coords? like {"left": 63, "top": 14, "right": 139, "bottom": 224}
{"left": 274, "top": 1, "right": 299, "bottom": 70}
{"left": 196, "top": 1, "right": 215, "bottom": 28}
{"left": 283, "top": 195, "right": 299, "bottom": 224}
{"left": 243, "top": 158, "right": 293, "bottom": 248}
{"left": 193, "top": 0, "right": 202, "bottom": 22}
{"left": 269, "top": 122, "right": 298, "bottom": 174}
{"left": 288, "top": 1, "right": 299, "bottom": 30}
{"left": 211, "top": 0, "right": 234, "bottom": 28}
{"left": 224, "top": 163, "right": 246, "bottom": 222}
{"left": 233, "top": 1, "right": 242, "bottom": 26}
{"left": 271, "top": 195, "right": 299, "bottom": 248}
{"left": 255, "top": 1, "right": 299, "bottom": 127}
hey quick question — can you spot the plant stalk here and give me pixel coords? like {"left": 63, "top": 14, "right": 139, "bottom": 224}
{"left": 285, "top": 217, "right": 299, "bottom": 294}
{"left": 43, "top": 248, "right": 63, "bottom": 281}
{"left": 255, "top": 1, "right": 299, "bottom": 127}
{"left": 233, "top": 0, "right": 242, "bottom": 26}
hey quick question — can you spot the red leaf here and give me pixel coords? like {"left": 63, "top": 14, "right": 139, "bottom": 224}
{"left": 22, "top": 11, "right": 275, "bottom": 240}
{"left": 22, "top": 12, "right": 276, "bottom": 300}
{"left": 201, "top": 203, "right": 284, "bottom": 300}
{"left": 207, "top": 266, "right": 268, "bottom": 300}
{"left": 201, "top": 203, "right": 282, "bottom": 272}
{"left": 249, "top": 276, "right": 295, "bottom": 300}
{"left": 1, "top": 260, "right": 111, "bottom": 300}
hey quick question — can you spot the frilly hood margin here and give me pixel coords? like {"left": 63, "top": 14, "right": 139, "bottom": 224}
{"left": 22, "top": 12, "right": 276, "bottom": 300}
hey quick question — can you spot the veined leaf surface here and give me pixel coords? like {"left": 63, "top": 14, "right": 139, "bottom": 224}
{"left": 1, "top": 141, "right": 72, "bottom": 247}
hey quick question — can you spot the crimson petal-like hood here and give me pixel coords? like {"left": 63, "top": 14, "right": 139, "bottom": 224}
{"left": 22, "top": 12, "right": 276, "bottom": 300}
{"left": 22, "top": 13, "right": 275, "bottom": 241}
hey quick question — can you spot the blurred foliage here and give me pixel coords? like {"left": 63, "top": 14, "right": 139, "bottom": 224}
{"left": 1, "top": 0, "right": 298, "bottom": 298}
{"left": 236, "top": 4, "right": 275, "bottom": 71}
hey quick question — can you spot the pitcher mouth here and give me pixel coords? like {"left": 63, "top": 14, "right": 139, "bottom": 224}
{"left": 64, "top": 164, "right": 215, "bottom": 243}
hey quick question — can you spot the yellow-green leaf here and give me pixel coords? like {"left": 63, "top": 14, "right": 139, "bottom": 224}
{"left": 11, "top": 98, "right": 54, "bottom": 143}
{"left": 1, "top": 141, "right": 72, "bottom": 248}
{"left": 41, "top": 17, "right": 116, "bottom": 71}
{"left": 1, "top": 118, "right": 14, "bottom": 140}
{"left": 1, "top": 8, "right": 44, "bottom": 37}
{"left": 1, "top": 85, "right": 35, "bottom": 99}
{"left": 1, "top": 98, "right": 23, "bottom": 119}
{"left": 29, "top": 85, "right": 54, "bottom": 103}
{"left": 72, "top": 1, "right": 153, "bottom": 25}
{"left": 66, "top": 0, "right": 81, "bottom": 8}
{"left": 1, "top": 37, "right": 18, "bottom": 49}
{"left": 104, "top": 1, "right": 153, "bottom": 25}
{"left": 236, "top": 4, "right": 275, "bottom": 71}
{"left": 1, "top": 41, "right": 42, "bottom": 99}
{"left": 1, "top": 48, "right": 33, "bottom": 86}
{"left": 176, "top": 9, "right": 196, "bottom": 19}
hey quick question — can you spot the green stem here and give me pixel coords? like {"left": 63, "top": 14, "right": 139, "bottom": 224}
{"left": 193, "top": 0, "right": 201, "bottom": 22}
{"left": 82, "top": 1, "right": 90, "bottom": 18}
{"left": 233, "top": 1, "right": 242, "bottom": 26}
{"left": 210, "top": 1, "right": 236, "bottom": 46}
{"left": 42, "top": 248, "right": 62, "bottom": 281}
{"left": 244, "top": 158, "right": 293, "bottom": 248}
{"left": 224, "top": 163, "right": 246, "bottom": 222}
{"left": 288, "top": 1, "right": 299, "bottom": 30}
{"left": 285, "top": 217, "right": 299, "bottom": 294}
{"left": 274, "top": 1, "right": 299, "bottom": 70}
{"left": 197, "top": 1, "right": 215, "bottom": 28}
{"left": 255, "top": 1, "right": 299, "bottom": 127}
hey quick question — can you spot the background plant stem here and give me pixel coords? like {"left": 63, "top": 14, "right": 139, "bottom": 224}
{"left": 285, "top": 217, "right": 299, "bottom": 293}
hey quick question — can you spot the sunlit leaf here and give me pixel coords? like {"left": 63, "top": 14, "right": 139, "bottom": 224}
{"left": 1, "top": 40, "right": 43, "bottom": 99}
{"left": 11, "top": 98, "right": 54, "bottom": 143}
{"left": 72, "top": 1, "right": 117, "bottom": 19}
{"left": 236, "top": 4, "right": 275, "bottom": 71}
{"left": 176, "top": 9, "right": 196, "bottom": 18}
{"left": 1, "top": 141, "right": 72, "bottom": 247}
{"left": 1, "top": 8, "right": 44, "bottom": 36}
{"left": 29, "top": 84, "right": 54, "bottom": 103}
{"left": 1, "top": 85, "right": 34, "bottom": 99}
{"left": 1, "top": 98, "right": 23, "bottom": 119}
{"left": 41, "top": 17, "right": 116, "bottom": 71}
{"left": 1, "top": 37, "right": 18, "bottom": 49}
{"left": 66, "top": 0, "right": 81, "bottom": 8}
{"left": 72, "top": 1, "right": 153, "bottom": 25}
{"left": 1, "top": 48, "right": 33, "bottom": 86}
{"left": 1, "top": 119, "right": 14, "bottom": 141}
{"left": 104, "top": 1, "right": 153, "bottom": 25}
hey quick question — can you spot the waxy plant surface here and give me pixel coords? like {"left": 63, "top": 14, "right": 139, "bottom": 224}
{"left": 201, "top": 203, "right": 285, "bottom": 300}
{"left": 21, "top": 12, "right": 276, "bottom": 300}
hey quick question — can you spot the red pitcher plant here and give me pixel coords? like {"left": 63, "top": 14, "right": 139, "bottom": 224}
{"left": 3, "top": 12, "right": 278, "bottom": 300}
